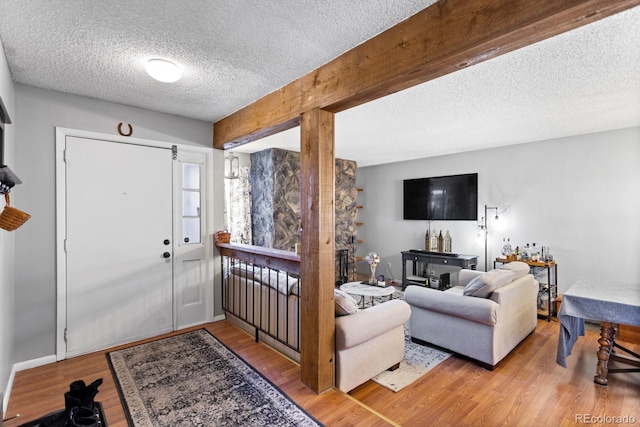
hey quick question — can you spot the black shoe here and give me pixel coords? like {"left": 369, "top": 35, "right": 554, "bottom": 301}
{"left": 64, "top": 378, "right": 103, "bottom": 414}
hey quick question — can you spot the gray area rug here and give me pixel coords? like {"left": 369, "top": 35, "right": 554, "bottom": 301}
{"left": 364, "top": 286, "right": 452, "bottom": 392}
{"left": 107, "top": 329, "right": 323, "bottom": 427}
{"left": 371, "top": 324, "right": 452, "bottom": 392}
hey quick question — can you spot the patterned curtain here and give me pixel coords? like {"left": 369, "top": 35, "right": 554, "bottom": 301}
{"left": 226, "top": 166, "right": 252, "bottom": 244}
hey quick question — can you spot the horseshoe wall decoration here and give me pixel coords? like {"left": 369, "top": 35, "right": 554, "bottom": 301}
{"left": 117, "top": 122, "right": 133, "bottom": 137}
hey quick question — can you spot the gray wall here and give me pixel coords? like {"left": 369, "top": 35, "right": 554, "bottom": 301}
{"left": 0, "top": 37, "right": 16, "bottom": 410}
{"left": 13, "top": 85, "right": 223, "bottom": 362}
{"left": 357, "top": 127, "right": 640, "bottom": 293}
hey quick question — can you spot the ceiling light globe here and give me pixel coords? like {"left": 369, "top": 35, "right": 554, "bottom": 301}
{"left": 145, "top": 59, "right": 182, "bottom": 83}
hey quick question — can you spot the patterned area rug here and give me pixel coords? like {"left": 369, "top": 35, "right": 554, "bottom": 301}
{"left": 107, "top": 329, "right": 323, "bottom": 427}
{"left": 365, "top": 286, "right": 452, "bottom": 392}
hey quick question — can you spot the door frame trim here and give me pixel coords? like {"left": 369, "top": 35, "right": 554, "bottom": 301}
{"left": 55, "top": 127, "right": 214, "bottom": 361}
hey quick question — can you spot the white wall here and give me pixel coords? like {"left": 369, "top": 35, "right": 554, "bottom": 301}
{"left": 357, "top": 127, "right": 640, "bottom": 293}
{"left": 13, "top": 85, "right": 223, "bottom": 363}
{"left": 0, "top": 36, "right": 16, "bottom": 413}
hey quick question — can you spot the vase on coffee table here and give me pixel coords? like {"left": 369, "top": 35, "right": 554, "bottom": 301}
{"left": 369, "top": 264, "right": 377, "bottom": 285}
{"left": 364, "top": 252, "right": 380, "bottom": 285}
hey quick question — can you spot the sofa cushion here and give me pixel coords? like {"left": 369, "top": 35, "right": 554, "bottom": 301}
{"left": 463, "top": 269, "right": 515, "bottom": 298}
{"left": 405, "top": 286, "right": 499, "bottom": 326}
{"left": 499, "top": 261, "right": 530, "bottom": 280}
{"left": 335, "top": 289, "right": 359, "bottom": 317}
{"left": 230, "top": 262, "right": 299, "bottom": 295}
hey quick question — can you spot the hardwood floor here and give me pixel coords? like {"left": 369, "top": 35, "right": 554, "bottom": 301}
{"left": 351, "top": 321, "right": 640, "bottom": 426}
{"left": 3, "top": 322, "right": 392, "bottom": 427}
{"left": 4, "top": 319, "right": 639, "bottom": 426}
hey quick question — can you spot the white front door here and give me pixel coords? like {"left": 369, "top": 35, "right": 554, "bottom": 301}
{"left": 64, "top": 136, "right": 174, "bottom": 356}
{"left": 173, "top": 150, "right": 213, "bottom": 329}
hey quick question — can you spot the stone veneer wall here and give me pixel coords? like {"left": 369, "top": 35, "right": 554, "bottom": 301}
{"left": 250, "top": 148, "right": 300, "bottom": 249}
{"left": 334, "top": 158, "right": 358, "bottom": 251}
{"left": 250, "top": 148, "right": 357, "bottom": 281}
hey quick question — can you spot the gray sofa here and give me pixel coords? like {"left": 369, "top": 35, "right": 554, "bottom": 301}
{"left": 404, "top": 266, "right": 538, "bottom": 369}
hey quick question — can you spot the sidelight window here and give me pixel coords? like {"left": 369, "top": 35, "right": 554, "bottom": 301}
{"left": 182, "top": 163, "right": 201, "bottom": 244}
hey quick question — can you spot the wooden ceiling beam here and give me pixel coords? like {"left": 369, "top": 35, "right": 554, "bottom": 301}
{"left": 213, "top": 0, "right": 638, "bottom": 149}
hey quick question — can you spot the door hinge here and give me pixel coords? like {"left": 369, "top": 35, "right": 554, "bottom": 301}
{"left": 172, "top": 145, "right": 178, "bottom": 160}
{"left": 64, "top": 328, "right": 68, "bottom": 342}
{"left": 64, "top": 239, "right": 68, "bottom": 252}
{"left": 63, "top": 149, "right": 67, "bottom": 162}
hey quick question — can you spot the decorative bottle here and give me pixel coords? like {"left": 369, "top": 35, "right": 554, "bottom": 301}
{"left": 523, "top": 243, "right": 530, "bottom": 261}
{"left": 425, "top": 228, "right": 429, "bottom": 251}
{"left": 531, "top": 243, "right": 539, "bottom": 262}
{"left": 430, "top": 230, "right": 439, "bottom": 252}
{"left": 437, "top": 230, "right": 444, "bottom": 252}
{"left": 501, "top": 238, "right": 508, "bottom": 257}
{"left": 444, "top": 230, "right": 452, "bottom": 253}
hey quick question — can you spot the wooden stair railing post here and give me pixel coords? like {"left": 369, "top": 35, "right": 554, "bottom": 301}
{"left": 300, "top": 108, "right": 335, "bottom": 393}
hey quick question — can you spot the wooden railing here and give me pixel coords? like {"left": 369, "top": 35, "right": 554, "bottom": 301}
{"left": 216, "top": 243, "right": 301, "bottom": 353}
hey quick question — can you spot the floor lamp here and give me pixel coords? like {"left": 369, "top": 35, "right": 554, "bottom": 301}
{"left": 479, "top": 205, "right": 499, "bottom": 271}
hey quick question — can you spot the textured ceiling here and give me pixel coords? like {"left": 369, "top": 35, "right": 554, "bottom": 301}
{"left": 246, "top": 6, "right": 640, "bottom": 166}
{"left": 0, "top": 0, "right": 435, "bottom": 121}
{"left": 0, "top": 1, "right": 638, "bottom": 166}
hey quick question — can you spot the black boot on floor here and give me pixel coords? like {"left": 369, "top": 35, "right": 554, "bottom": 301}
{"left": 64, "top": 378, "right": 103, "bottom": 415}
{"left": 17, "top": 378, "right": 105, "bottom": 427}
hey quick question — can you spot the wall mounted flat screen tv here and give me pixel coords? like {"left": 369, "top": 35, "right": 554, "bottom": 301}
{"left": 403, "top": 173, "right": 478, "bottom": 220}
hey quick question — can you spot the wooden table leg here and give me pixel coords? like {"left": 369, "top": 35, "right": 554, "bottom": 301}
{"left": 594, "top": 322, "right": 617, "bottom": 386}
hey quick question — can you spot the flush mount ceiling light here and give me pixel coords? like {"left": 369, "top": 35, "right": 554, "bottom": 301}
{"left": 145, "top": 58, "right": 182, "bottom": 83}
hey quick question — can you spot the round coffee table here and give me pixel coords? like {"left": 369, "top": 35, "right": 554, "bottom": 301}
{"left": 340, "top": 281, "right": 396, "bottom": 308}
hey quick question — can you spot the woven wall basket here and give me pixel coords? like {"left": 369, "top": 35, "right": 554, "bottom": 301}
{"left": 0, "top": 192, "right": 31, "bottom": 231}
{"left": 215, "top": 230, "right": 231, "bottom": 243}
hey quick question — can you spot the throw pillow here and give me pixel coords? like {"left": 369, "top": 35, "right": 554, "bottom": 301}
{"left": 463, "top": 275, "right": 489, "bottom": 297}
{"left": 463, "top": 269, "right": 515, "bottom": 298}
{"left": 334, "top": 289, "right": 359, "bottom": 317}
{"left": 499, "top": 261, "right": 530, "bottom": 280}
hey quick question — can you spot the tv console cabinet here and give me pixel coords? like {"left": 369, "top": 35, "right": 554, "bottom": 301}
{"left": 401, "top": 251, "right": 478, "bottom": 290}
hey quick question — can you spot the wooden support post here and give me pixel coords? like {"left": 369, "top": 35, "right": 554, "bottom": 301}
{"left": 299, "top": 108, "right": 335, "bottom": 393}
